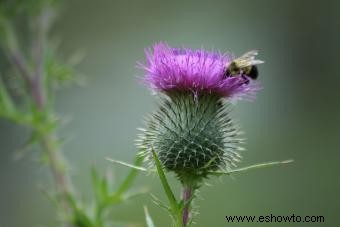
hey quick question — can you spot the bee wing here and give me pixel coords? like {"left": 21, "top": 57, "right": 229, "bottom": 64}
{"left": 235, "top": 50, "right": 264, "bottom": 68}
{"left": 240, "top": 50, "right": 259, "bottom": 59}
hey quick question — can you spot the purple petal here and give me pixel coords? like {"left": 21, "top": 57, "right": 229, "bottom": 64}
{"left": 139, "top": 42, "right": 260, "bottom": 100}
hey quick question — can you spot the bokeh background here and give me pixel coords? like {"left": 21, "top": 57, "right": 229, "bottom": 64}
{"left": 1, "top": 0, "right": 340, "bottom": 226}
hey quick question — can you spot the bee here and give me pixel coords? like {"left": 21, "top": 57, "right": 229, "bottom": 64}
{"left": 224, "top": 50, "right": 264, "bottom": 83}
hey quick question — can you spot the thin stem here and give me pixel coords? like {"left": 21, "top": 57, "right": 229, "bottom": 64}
{"left": 9, "top": 52, "right": 32, "bottom": 86}
{"left": 2, "top": 19, "right": 32, "bottom": 88}
{"left": 7, "top": 4, "right": 74, "bottom": 227}
{"left": 27, "top": 7, "right": 74, "bottom": 227}
{"left": 40, "top": 133, "right": 73, "bottom": 227}
{"left": 31, "top": 9, "right": 51, "bottom": 109}
{"left": 181, "top": 184, "right": 194, "bottom": 227}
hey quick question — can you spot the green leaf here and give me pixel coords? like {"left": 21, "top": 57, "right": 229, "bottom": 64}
{"left": 0, "top": 78, "right": 35, "bottom": 126}
{"left": 209, "top": 159, "right": 294, "bottom": 176}
{"left": 122, "top": 187, "right": 149, "bottom": 201}
{"left": 144, "top": 206, "right": 156, "bottom": 227}
{"left": 150, "top": 193, "right": 170, "bottom": 212}
{"left": 151, "top": 148, "right": 178, "bottom": 213}
{"left": 0, "top": 78, "right": 35, "bottom": 127}
{"left": 114, "top": 154, "right": 144, "bottom": 198}
{"left": 0, "top": 17, "right": 18, "bottom": 52}
{"left": 91, "top": 167, "right": 109, "bottom": 203}
{"left": 45, "top": 51, "right": 76, "bottom": 85}
{"left": 13, "top": 131, "right": 40, "bottom": 160}
{"left": 66, "top": 194, "right": 94, "bottom": 227}
{"left": 72, "top": 210, "right": 93, "bottom": 227}
{"left": 0, "top": 77, "right": 15, "bottom": 115}
{"left": 106, "top": 157, "right": 148, "bottom": 172}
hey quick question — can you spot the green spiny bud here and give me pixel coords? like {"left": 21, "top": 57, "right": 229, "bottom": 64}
{"left": 137, "top": 92, "right": 243, "bottom": 183}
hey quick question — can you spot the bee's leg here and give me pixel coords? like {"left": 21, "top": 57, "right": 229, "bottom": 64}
{"left": 223, "top": 68, "right": 231, "bottom": 78}
{"left": 241, "top": 75, "right": 250, "bottom": 85}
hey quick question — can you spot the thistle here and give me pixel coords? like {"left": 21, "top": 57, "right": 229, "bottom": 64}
{"left": 136, "top": 42, "right": 261, "bottom": 226}
{"left": 107, "top": 42, "right": 291, "bottom": 226}
{"left": 137, "top": 43, "right": 259, "bottom": 183}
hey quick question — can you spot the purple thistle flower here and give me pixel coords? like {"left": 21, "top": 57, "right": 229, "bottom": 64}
{"left": 139, "top": 42, "right": 260, "bottom": 100}
{"left": 136, "top": 43, "right": 275, "bottom": 227}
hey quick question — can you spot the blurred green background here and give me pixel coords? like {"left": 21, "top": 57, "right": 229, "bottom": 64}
{"left": 1, "top": 0, "right": 339, "bottom": 226}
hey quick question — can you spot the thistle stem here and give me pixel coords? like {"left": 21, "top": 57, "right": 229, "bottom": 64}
{"left": 40, "top": 133, "right": 73, "bottom": 227}
{"left": 5, "top": 6, "right": 75, "bottom": 226}
{"left": 181, "top": 184, "right": 194, "bottom": 227}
